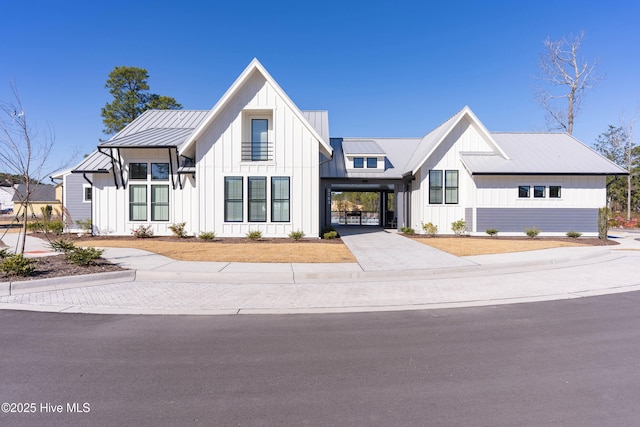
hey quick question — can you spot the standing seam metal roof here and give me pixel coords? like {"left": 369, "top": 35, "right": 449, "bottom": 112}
{"left": 321, "top": 138, "right": 421, "bottom": 179}
{"left": 460, "top": 133, "right": 627, "bottom": 175}
{"left": 112, "top": 110, "right": 209, "bottom": 138}
{"left": 342, "top": 140, "right": 386, "bottom": 155}
{"left": 71, "top": 150, "right": 112, "bottom": 173}
{"left": 99, "top": 128, "right": 195, "bottom": 148}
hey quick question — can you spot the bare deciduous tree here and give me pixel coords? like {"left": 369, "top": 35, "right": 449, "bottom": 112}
{"left": 621, "top": 113, "right": 638, "bottom": 220}
{"left": 536, "top": 31, "right": 601, "bottom": 135}
{"left": 0, "top": 83, "right": 55, "bottom": 254}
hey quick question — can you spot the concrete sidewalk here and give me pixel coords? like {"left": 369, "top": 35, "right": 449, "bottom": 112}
{"left": 1, "top": 230, "right": 639, "bottom": 315}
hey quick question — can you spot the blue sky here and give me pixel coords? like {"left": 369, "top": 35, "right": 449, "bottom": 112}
{"left": 1, "top": 0, "right": 639, "bottom": 176}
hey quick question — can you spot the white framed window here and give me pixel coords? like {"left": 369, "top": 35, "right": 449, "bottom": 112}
{"left": 271, "top": 177, "right": 290, "bottom": 222}
{"left": 129, "top": 185, "right": 148, "bottom": 221}
{"left": 550, "top": 186, "right": 561, "bottom": 198}
{"left": 243, "top": 111, "right": 273, "bottom": 162}
{"left": 445, "top": 170, "right": 459, "bottom": 204}
{"left": 429, "top": 170, "right": 443, "bottom": 204}
{"left": 224, "top": 177, "right": 244, "bottom": 222}
{"left": 128, "top": 162, "right": 170, "bottom": 222}
{"left": 82, "top": 184, "right": 92, "bottom": 203}
{"left": 248, "top": 177, "right": 267, "bottom": 222}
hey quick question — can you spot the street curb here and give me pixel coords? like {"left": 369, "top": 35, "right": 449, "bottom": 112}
{"left": 7, "top": 270, "right": 136, "bottom": 296}
{"left": 134, "top": 249, "right": 618, "bottom": 284}
{"left": 3, "top": 282, "right": 640, "bottom": 316}
{"left": 135, "top": 270, "right": 295, "bottom": 284}
{"left": 0, "top": 249, "right": 619, "bottom": 295}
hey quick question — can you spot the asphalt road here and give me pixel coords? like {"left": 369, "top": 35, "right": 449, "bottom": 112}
{"left": 2, "top": 291, "right": 640, "bottom": 427}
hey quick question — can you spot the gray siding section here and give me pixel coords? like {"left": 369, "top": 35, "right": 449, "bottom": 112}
{"left": 477, "top": 208, "right": 598, "bottom": 233}
{"left": 65, "top": 174, "right": 91, "bottom": 227}
{"left": 465, "top": 208, "right": 473, "bottom": 231}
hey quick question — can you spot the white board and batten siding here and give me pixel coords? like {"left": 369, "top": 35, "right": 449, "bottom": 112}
{"left": 195, "top": 70, "right": 320, "bottom": 238}
{"left": 92, "top": 148, "right": 197, "bottom": 236}
{"left": 411, "top": 117, "right": 492, "bottom": 234}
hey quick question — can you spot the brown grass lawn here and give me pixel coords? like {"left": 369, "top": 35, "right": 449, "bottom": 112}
{"left": 406, "top": 235, "right": 609, "bottom": 257}
{"left": 79, "top": 238, "right": 357, "bottom": 263}
{"left": 76, "top": 235, "right": 613, "bottom": 262}
{"left": 3, "top": 225, "right": 617, "bottom": 263}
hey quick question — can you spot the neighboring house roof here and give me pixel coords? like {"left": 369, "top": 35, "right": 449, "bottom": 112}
{"left": 460, "top": 133, "right": 628, "bottom": 175}
{"left": 181, "top": 58, "right": 333, "bottom": 159}
{"left": 12, "top": 184, "right": 58, "bottom": 202}
{"left": 0, "top": 186, "right": 15, "bottom": 200}
{"left": 321, "top": 137, "right": 422, "bottom": 179}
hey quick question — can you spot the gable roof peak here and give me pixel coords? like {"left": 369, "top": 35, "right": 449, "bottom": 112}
{"left": 403, "top": 106, "right": 508, "bottom": 176}
{"left": 180, "top": 58, "right": 332, "bottom": 158}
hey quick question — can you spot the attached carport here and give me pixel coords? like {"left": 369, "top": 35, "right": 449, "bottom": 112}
{"left": 319, "top": 178, "right": 409, "bottom": 232}
{"left": 320, "top": 137, "right": 421, "bottom": 234}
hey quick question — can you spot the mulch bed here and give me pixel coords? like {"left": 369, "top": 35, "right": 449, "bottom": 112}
{"left": 1, "top": 255, "right": 125, "bottom": 282}
{"left": 71, "top": 234, "right": 345, "bottom": 244}
{"left": 405, "top": 234, "right": 619, "bottom": 246}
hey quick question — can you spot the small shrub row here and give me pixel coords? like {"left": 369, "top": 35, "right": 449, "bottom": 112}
{"left": 75, "top": 219, "right": 92, "bottom": 233}
{"left": 421, "top": 222, "right": 438, "bottom": 237}
{"left": 246, "top": 230, "right": 262, "bottom": 240}
{"left": 198, "top": 231, "right": 216, "bottom": 240}
{"left": 422, "top": 224, "right": 583, "bottom": 238}
{"left": 168, "top": 222, "right": 188, "bottom": 238}
{"left": 323, "top": 230, "right": 338, "bottom": 239}
{"left": 48, "top": 238, "right": 76, "bottom": 253}
{"left": 525, "top": 227, "right": 540, "bottom": 238}
{"left": 131, "top": 225, "right": 154, "bottom": 238}
{"left": 65, "top": 246, "right": 105, "bottom": 266}
{"left": 288, "top": 230, "right": 305, "bottom": 240}
{"left": 0, "top": 254, "right": 36, "bottom": 277}
{"left": 47, "top": 238, "right": 105, "bottom": 266}
{"left": 451, "top": 219, "right": 467, "bottom": 236}
{"left": 27, "top": 219, "right": 64, "bottom": 235}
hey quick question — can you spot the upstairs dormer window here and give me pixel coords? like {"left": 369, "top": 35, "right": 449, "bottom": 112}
{"left": 243, "top": 111, "right": 273, "bottom": 162}
{"left": 251, "top": 119, "right": 268, "bottom": 161}
{"left": 342, "top": 140, "right": 386, "bottom": 172}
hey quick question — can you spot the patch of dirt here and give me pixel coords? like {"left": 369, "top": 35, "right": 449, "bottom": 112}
{"left": 405, "top": 234, "right": 618, "bottom": 257}
{"left": 0, "top": 255, "right": 125, "bottom": 282}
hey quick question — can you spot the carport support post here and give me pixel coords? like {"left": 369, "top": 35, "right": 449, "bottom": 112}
{"left": 380, "top": 192, "right": 385, "bottom": 227}
{"left": 320, "top": 183, "right": 331, "bottom": 235}
{"left": 396, "top": 183, "right": 405, "bottom": 231}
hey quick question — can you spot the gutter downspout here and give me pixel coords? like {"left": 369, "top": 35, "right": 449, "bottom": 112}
{"left": 98, "top": 147, "right": 121, "bottom": 190}
{"left": 82, "top": 173, "right": 95, "bottom": 236}
{"left": 175, "top": 150, "right": 183, "bottom": 190}
{"left": 115, "top": 148, "right": 125, "bottom": 189}
{"left": 168, "top": 148, "right": 176, "bottom": 190}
